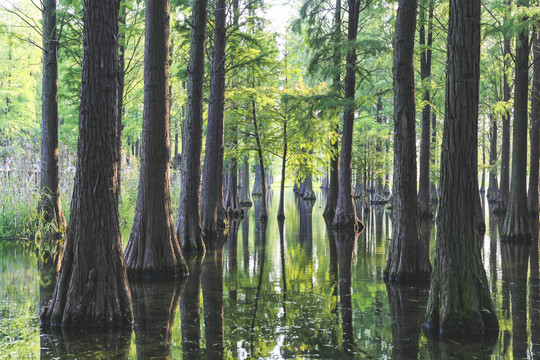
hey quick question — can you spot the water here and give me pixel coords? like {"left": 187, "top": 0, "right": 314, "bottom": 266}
{"left": 0, "top": 188, "right": 538, "bottom": 359}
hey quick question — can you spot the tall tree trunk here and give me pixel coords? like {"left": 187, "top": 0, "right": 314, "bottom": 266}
{"left": 201, "top": 0, "right": 228, "bottom": 242}
{"left": 499, "top": 34, "right": 512, "bottom": 211}
{"left": 41, "top": 0, "right": 133, "bottom": 327}
{"left": 323, "top": 0, "right": 341, "bottom": 219}
{"left": 528, "top": 31, "right": 540, "bottom": 217}
{"left": 487, "top": 114, "right": 498, "bottom": 201}
{"left": 417, "top": 0, "right": 433, "bottom": 218}
{"left": 502, "top": 6, "right": 531, "bottom": 242}
{"left": 239, "top": 156, "right": 252, "bottom": 206}
{"left": 425, "top": 0, "right": 498, "bottom": 335}
{"left": 277, "top": 121, "right": 287, "bottom": 220}
{"left": 176, "top": 0, "right": 208, "bottom": 253}
{"left": 332, "top": 0, "right": 360, "bottom": 230}
{"left": 117, "top": 5, "right": 126, "bottom": 203}
{"left": 124, "top": 0, "right": 187, "bottom": 279}
{"left": 430, "top": 112, "right": 438, "bottom": 202}
{"left": 385, "top": 0, "right": 431, "bottom": 282}
{"left": 252, "top": 163, "right": 262, "bottom": 196}
{"left": 39, "top": 0, "right": 67, "bottom": 234}
{"left": 252, "top": 99, "right": 267, "bottom": 221}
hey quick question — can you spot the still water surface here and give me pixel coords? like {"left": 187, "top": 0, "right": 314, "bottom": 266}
{"left": 0, "top": 189, "right": 539, "bottom": 359}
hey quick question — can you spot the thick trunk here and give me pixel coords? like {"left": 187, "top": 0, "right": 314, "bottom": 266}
{"left": 385, "top": 0, "right": 431, "bottom": 282}
{"left": 430, "top": 112, "right": 438, "bottom": 203}
{"left": 117, "top": 6, "right": 126, "bottom": 203}
{"left": 201, "top": 0, "right": 228, "bottom": 242}
{"left": 39, "top": 0, "right": 67, "bottom": 233}
{"left": 301, "top": 175, "right": 316, "bottom": 200}
{"left": 124, "top": 0, "right": 187, "bottom": 279}
{"left": 502, "top": 11, "right": 531, "bottom": 242}
{"left": 487, "top": 114, "right": 498, "bottom": 201}
{"left": 176, "top": 0, "right": 208, "bottom": 253}
{"left": 239, "top": 156, "right": 252, "bottom": 206}
{"left": 528, "top": 32, "right": 540, "bottom": 217}
{"left": 131, "top": 280, "right": 183, "bottom": 359}
{"left": 425, "top": 0, "right": 498, "bottom": 335}
{"left": 332, "top": 0, "right": 360, "bottom": 230}
{"left": 252, "top": 163, "right": 262, "bottom": 196}
{"left": 417, "top": 0, "right": 433, "bottom": 218}
{"left": 41, "top": 0, "right": 133, "bottom": 327}
{"left": 180, "top": 255, "right": 203, "bottom": 359}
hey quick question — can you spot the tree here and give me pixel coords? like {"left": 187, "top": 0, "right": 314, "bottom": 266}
{"left": 417, "top": 0, "right": 434, "bottom": 218}
{"left": 176, "top": 0, "right": 208, "bottom": 253}
{"left": 124, "top": 0, "right": 188, "bottom": 278}
{"left": 39, "top": 0, "right": 67, "bottom": 234}
{"left": 201, "top": 0, "right": 228, "bottom": 242}
{"left": 332, "top": 0, "right": 361, "bottom": 230}
{"left": 501, "top": 0, "right": 531, "bottom": 242}
{"left": 41, "top": 0, "right": 133, "bottom": 327}
{"left": 425, "top": 0, "right": 498, "bottom": 335}
{"left": 528, "top": 31, "right": 540, "bottom": 217}
{"left": 385, "top": 0, "right": 431, "bottom": 282}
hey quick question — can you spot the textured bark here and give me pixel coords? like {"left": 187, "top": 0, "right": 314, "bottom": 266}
{"left": 176, "top": 0, "right": 208, "bottom": 253}
{"left": 39, "top": 0, "right": 67, "bottom": 233}
{"left": 487, "top": 114, "right": 498, "bottom": 201}
{"left": 124, "top": 0, "right": 188, "bottom": 279}
{"left": 117, "top": 6, "right": 126, "bottom": 203}
{"left": 332, "top": 0, "right": 360, "bottom": 230}
{"left": 499, "top": 35, "right": 512, "bottom": 210}
{"left": 385, "top": 0, "right": 431, "bottom": 283}
{"left": 528, "top": 32, "right": 540, "bottom": 217}
{"left": 131, "top": 280, "right": 183, "bottom": 359}
{"left": 239, "top": 156, "right": 252, "bottom": 206}
{"left": 386, "top": 284, "right": 427, "bottom": 359}
{"left": 502, "top": 9, "right": 531, "bottom": 242}
{"left": 323, "top": 0, "right": 341, "bottom": 219}
{"left": 418, "top": 0, "right": 434, "bottom": 218}
{"left": 300, "top": 175, "right": 316, "bottom": 200}
{"left": 252, "top": 100, "right": 267, "bottom": 221}
{"left": 224, "top": 161, "right": 241, "bottom": 216}
{"left": 180, "top": 255, "right": 203, "bottom": 360}
{"left": 425, "top": 0, "right": 498, "bottom": 335}
{"left": 41, "top": 0, "right": 133, "bottom": 327}
{"left": 252, "top": 163, "right": 262, "bottom": 196}
{"left": 430, "top": 112, "right": 438, "bottom": 203}
{"left": 201, "top": 0, "right": 228, "bottom": 242}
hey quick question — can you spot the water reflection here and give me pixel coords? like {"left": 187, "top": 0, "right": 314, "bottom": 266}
{"left": 530, "top": 222, "right": 540, "bottom": 357}
{"left": 180, "top": 255, "right": 204, "bottom": 359}
{"left": 131, "top": 279, "right": 184, "bottom": 359}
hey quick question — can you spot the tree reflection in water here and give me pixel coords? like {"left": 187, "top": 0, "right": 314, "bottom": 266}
{"left": 180, "top": 254, "right": 204, "bottom": 360}
{"left": 130, "top": 278, "right": 185, "bottom": 359}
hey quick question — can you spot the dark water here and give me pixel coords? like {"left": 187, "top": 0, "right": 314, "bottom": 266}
{"left": 0, "top": 189, "right": 538, "bottom": 359}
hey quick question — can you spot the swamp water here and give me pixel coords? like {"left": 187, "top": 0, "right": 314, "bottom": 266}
{"left": 0, "top": 188, "right": 539, "bottom": 359}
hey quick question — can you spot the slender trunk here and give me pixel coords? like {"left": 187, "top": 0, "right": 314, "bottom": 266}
{"left": 252, "top": 99, "right": 267, "bottom": 221}
{"left": 332, "top": 0, "right": 360, "bottom": 230}
{"left": 240, "top": 156, "right": 252, "bottom": 206}
{"left": 487, "top": 113, "right": 498, "bottom": 201}
{"left": 40, "top": 0, "right": 67, "bottom": 233}
{"left": 277, "top": 121, "right": 287, "bottom": 220}
{"left": 499, "top": 34, "right": 512, "bottom": 210}
{"left": 117, "top": 6, "right": 126, "bottom": 202}
{"left": 528, "top": 31, "right": 540, "bottom": 217}
{"left": 176, "top": 0, "right": 208, "bottom": 253}
{"left": 386, "top": 0, "right": 431, "bottom": 282}
{"left": 201, "top": 0, "right": 228, "bottom": 242}
{"left": 502, "top": 6, "right": 531, "bottom": 242}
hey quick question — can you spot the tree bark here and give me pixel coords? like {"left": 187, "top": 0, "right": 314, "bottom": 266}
{"left": 528, "top": 31, "right": 540, "bottom": 217}
{"left": 201, "top": 0, "right": 228, "bottom": 242}
{"left": 277, "top": 121, "right": 287, "bottom": 220}
{"left": 176, "top": 0, "right": 208, "bottom": 253}
{"left": 41, "top": 0, "right": 133, "bottom": 327}
{"left": 117, "top": 5, "right": 126, "bottom": 203}
{"left": 385, "top": 0, "right": 431, "bottom": 283}
{"left": 124, "top": 0, "right": 188, "bottom": 279}
{"left": 425, "top": 0, "right": 498, "bottom": 335}
{"left": 418, "top": 0, "right": 433, "bottom": 218}
{"left": 487, "top": 114, "right": 498, "bottom": 201}
{"left": 239, "top": 156, "right": 252, "bottom": 206}
{"left": 39, "top": 0, "right": 67, "bottom": 234}
{"left": 499, "top": 34, "right": 512, "bottom": 211}
{"left": 502, "top": 6, "right": 531, "bottom": 242}
{"left": 332, "top": 0, "right": 360, "bottom": 230}
{"left": 252, "top": 99, "right": 267, "bottom": 221}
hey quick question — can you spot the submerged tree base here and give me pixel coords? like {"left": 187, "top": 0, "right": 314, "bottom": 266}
{"left": 332, "top": 219, "right": 364, "bottom": 233}
{"left": 239, "top": 201, "right": 253, "bottom": 207}
{"left": 126, "top": 264, "right": 188, "bottom": 280}
{"left": 383, "top": 270, "right": 431, "bottom": 284}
